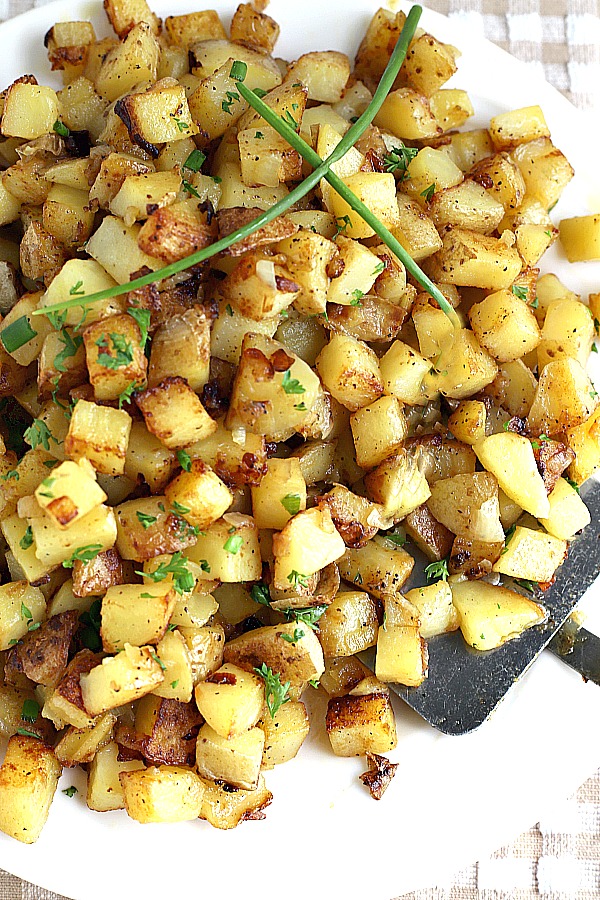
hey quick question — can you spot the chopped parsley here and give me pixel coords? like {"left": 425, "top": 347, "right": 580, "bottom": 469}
{"left": 382, "top": 144, "right": 418, "bottom": 179}
{"left": 511, "top": 284, "right": 528, "bottom": 301}
{"left": 19, "top": 526, "right": 34, "bottom": 550}
{"left": 21, "top": 699, "right": 40, "bottom": 724}
{"left": 24, "top": 419, "right": 57, "bottom": 452}
{"left": 281, "top": 369, "right": 305, "bottom": 395}
{"left": 54, "top": 329, "right": 83, "bottom": 373}
{"left": 136, "top": 511, "right": 157, "bottom": 529}
{"left": 95, "top": 333, "right": 134, "bottom": 370}
{"left": 127, "top": 307, "right": 151, "bottom": 351}
{"left": 183, "top": 149, "right": 206, "bottom": 172}
{"left": 136, "top": 551, "right": 195, "bottom": 595}
{"left": 251, "top": 582, "right": 271, "bottom": 607}
{"left": 281, "top": 493, "right": 301, "bottom": 516}
{"left": 420, "top": 183, "right": 436, "bottom": 202}
{"left": 280, "top": 627, "right": 305, "bottom": 644}
{"left": 177, "top": 450, "right": 192, "bottom": 472}
{"left": 62, "top": 786, "right": 78, "bottom": 798}
{"left": 53, "top": 120, "right": 70, "bottom": 137}
{"left": 287, "top": 570, "right": 309, "bottom": 589}
{"left": 254, "top": 663, "right": 290, "bottom": 718}
{"left": 350, "top": 289, "right": 364, "bottom": 307}
{"left": 424, "top": 557, "right": 449, "bottom": 582}
{"left": 62, "top": 544, "right": 103, "bottom": 569}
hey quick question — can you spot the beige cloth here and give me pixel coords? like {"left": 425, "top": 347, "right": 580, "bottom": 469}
{"left": 0, "top": 1, "right": 599, "bottom": 898}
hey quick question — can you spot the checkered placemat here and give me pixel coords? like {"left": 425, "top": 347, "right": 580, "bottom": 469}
{"left": 1, "top": 0, "right": 599, "bottom": 898}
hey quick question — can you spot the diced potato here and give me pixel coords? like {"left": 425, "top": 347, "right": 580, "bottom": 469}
{"left": 474, "top": 433, "right": 550, "bottom": 518}
{"left": 42, "top": 649, "right": 100, "bottom": 729}
{"left": 222, "top": 251, "right": 299, "bottom": 320}
{"left": 448, "top": 400, "right": 487, "bottom": 445}
{"left": 274, "top": 232, "right": 335, "bottom": 317}
{"left": 165, "top": 11, "right": 226, "bottom": 47}
{"left": 512, "top": 137, "right": 574, "bottom": 211}
{"left": 328, "top": 172, "right": 399, "bottom": 239}
{"left": 528, "top": 358, "right": 598, "bottom": 435}
{"left": 109, "top": 170, "right": 182, "bottom": 222}
{"left": 194, "top": 663, "right": 264, "bottom": 739}
{"left": 258, "top": 700, "right": 309, "bottom": 768}
{"left": 136, "top": 377, "right": 217, "bottom": 449}
{"left": 87, "top": 742, "right": 145, "bottom": 812}
{"left": 114, "top": 497, "right": 197, "bottom": 561}
{"left": 187, "top": 515, "right": 262, "bottom": 582}
{"left": 492, "top": 525, "right": 567, "bottom": 583}
{"left": 170, "top": 593, "right": 218, "bottom": 629}
{"left": 86, "top": 216, "right": 160, "bottom": 285}
{"left": 538, "top": 297, "right": 595, "bottom": 369}
{"left": 326, "top": 236, "right": 382, "bottom": 306}
{"left": 224, "top": 622, "right": 324, "bottom": 689}
{"left": 120, "top": 765, "right": 205, "bottom": 823}
{"left": 0, "top": 582, "right": 46, "bottom": 651}
{"left": 350, "top": 395, "right": 408, "bottom": 469}
{"left": 490, "top": 105, "right": 550, "bottom": 149}
{"left": 54, "top": 711, "right": 115, "bottom": 767}
{"left": 195, "top": 723, "right": 264, "bottom": 790}
{"left": 566, "top": 406, "right": 600, "bottom": 484}
{"left": 272, "top": 506, "right": 345, "bottom": 590}
{"left": 405, "top": 581, "right": 459, "bottom": 638}
{"left": 1, "top": 512, "right": 54, "bottom": 585}
{"left": 250, "top": 457, "right": 306, "bottom": 530}
{"left": 374, "top": 88, "right": 441, "bottom": 141}
{"left": 165, "top": 460, "right": 232, "bottom": 530}
{"left": 285, "top": 51, "right": 350, "bottom": 102}
{"left": 0, "top": 736, "right": 62, "bottom": 844}
{"left": 427, "top": 471, "right": 504, "bottom": 542}
{"left": 435, "top": 328, "right": 499, "bottom": 400}
{"left": 1, "top": 83, "right": 59, "bottom": 139}
{"left": 100, "top": 583, "right": 177, "bottom": 652}
{"left": 428, "top": 229, "right": 522, "bottom": 290}
{"left": 40, "top": 258, "right": 121, "bottom": 328}
{"left": 80, "top": 644, "right": 164, "bottom": 716}
{"left": 404, "top": 147, "right": 463, "bottom": 202}
{"left": 468, "top": 289, "right": 540, "bottom": 362}
{"left": 451, "top": 580, "right": 545, "bottom": 651}
{"left": 146, "top": 306, "right": 210, "bottom": 392}
{"left": 34, "top": 458, "right": 106, "bottom": 529}
{"left": 379, "top": 340, "right": 431, "bottom": 405}
{"left": 405, "top": 504, "right": 454, "bottom": 562}
{"left": 375, "top": 594, "right": 427, "bottom": 686}
{"left": 316, "top": 334, "right": 383, "bottom": 412}
{"left": 199, "top": 773, "right": 272, "bottom": 829}
{"left": 318, "top": 591, "right": 379, "bottom": 657}
{"left": 429, "top": 89, "right": 474, "bottom": 131}
{"left": 150, "top": 629, "right": 194, "bottom": 703}
{"left": 326, "top": 692, "right": 397, "bottom": 756}
{"left": 559, "top": 214, "right": 600, "bottom": 262}
{"left": 180, "top": 623, "right": 225, "bottom": 685}
{"left": 124, "top": 420, "right": 178, "bottom": 493}
{"left": 538, "top": 477, "right": 591, "bottom": 540}
{"left": 337, "top": 536, "right": 414, "bottom": 600}
{"left": 30, "top": 504, "right": 117, "bottom": 567}
{"left": 95, "top": 22, "right": 160, "bottom": 102}
{"left": 364, "top": 450, "right": 431, "bottom": 520}
{"left": 115, "top": 84, "right": 197, "bottom": 150}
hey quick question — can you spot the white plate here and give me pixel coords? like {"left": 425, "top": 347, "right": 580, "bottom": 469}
{"left": 1, "top": 2, "right": 600, "bottom": 898}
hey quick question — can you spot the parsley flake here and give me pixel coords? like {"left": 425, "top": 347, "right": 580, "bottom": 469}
{"left": 254, "top": 663, "right": 290, "bottom": 718}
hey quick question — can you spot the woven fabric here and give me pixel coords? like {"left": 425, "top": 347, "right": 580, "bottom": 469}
{"left": 1, "top": 0, "right": 600, "bottom": 898}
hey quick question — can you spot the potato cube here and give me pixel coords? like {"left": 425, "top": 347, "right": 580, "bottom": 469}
{"left": 120, "top": 765, "right": 205, "bottom": 824}
{"left": 429, "top": 89, "right": 474, "bottom": 131}
{"left": 538, "top": 478, "right": 591, "bottom": 540}
{"left": 559, "top": 214, "right": 600, "bottom": 262}
{"left": 350, "top": 396, "right": 408, "bottom": 469}
{"left": 65, "top": 399, "right": 132, "bottom": 476}
{"left": 364, "top": 450, "right": 431, "bottom": 520}
{"left": 285, "top": 50, "right": 350, "bottom": 102}
{"left": 0, "top": 736, "right": 62, "bottom": 843}
{"left": 318, "top": 591, "right": 379, "bottom": 658}
{"left": 34, "top": 458, "right": 106, "bottom": 529}
{"left": 276, "top": 231, "right": 336, "bottom": 316}
{"left": 199, "top": 773, "right": 272, "bottom": 829}
{"left": 0, "top": 515, "right": 55, "bottom": 584}
{"left": 316, "top": 334, "right": 383, "bottom": 412}
{"left": 490, "top": 105, "right": 550, "bottom": 149}
{"left": 87, "top": 742, "right": 145, "bottom": 812}
{"left": 116, "top": 84, "right": 198, "bottom": 150}
{"left": 86, "top": 216, "right": 160, "bottom": 285}
{"left": 375, "top": 594, "right": 427, "bottom": 686}
{"left": 124, "top": 420, "right": 178, "bottom": 493}
{"left": 258, "top": 700, "right": 309, "bottom": 768}
{"left": 474, "top": 432, "right": 550, "bottom": 518}
{"left": 54, "top": 711, "right": 116, "bottom": 768}
{"left": 114, "top": 497, "right": 198, "bottom": 562}
{"left": 148, "top": 306, "right": 211, "bottom": 391}
{"left": 374, "top": 88, "right": 441, "bottom": 141}
{"left": 428, "top": 472, "right": 504, "bottom": 542}
{"left": 328, "top": 172, "right": 399, "bottom": 239}
{"left": 194, "top": 663, "right": 264, "bottom": 739}
{"left": 326, "top": 236, "right": 382, "bottom": 306}
{"left": 40, "top": 258, "right": 121, "bottom": 329}
{"left": 326, "top": 692, "right": 397, "bottom": 756}
{"left": 95, "top": 22, "right": 160, "bottom": 102}
{"left": 30, "top": 504, "right": 117, "bottom": 567}
{"left": 492, "top": 525, "right": 567, "bottom": 583}
{"left": 250, "top": 457, "right": 306, "bottom": 530}
{"left": 164, "top": 460, "right": 232, "bottom": 530}
{"left": 109, "top": 170, "right": 182, "bottom": 222}
{"left": 528, "top": 358, "right": 598, "bottom": 435}
{"left": 392, "top": 194, "right": 443, "bottom": 261}
{"left": 136, "top": 377, "right": 217, "bottom": 449}
{"left": 379, "top": 340, "right": 431, "bottom": 406}
{"left": 428, "top": 229, "right": 522, "bottom": 290}
{"left": 224, "top": 622, "right": 325, "bottom": 689}
{"left": 337, "top": 537, "right": 414, "bottom": 600}
{"left": 469, "top": 289, "right": 541, "bottom": 362}
{"left": 451, "top": 580, "right": 545, "bottom": 651}
{"left": 100, "top": 583, "right": 177, "bottom": 652}
{"left": 165, "top": 11, "right": 226, "bottom": 47}
{"left": 195, "top": 724, "right": 264, "bottom": 790}
{"left": 272, "top": 506, "right": 345, "bottom": 590}
{"left": 0, "top": 582, "right": 46, "bottom": 651}
{"left": 405, "top": 581, "right": 459, "bottom": 638}
{"left": 435, "top": 329, "right": 499, "bottom": 400}
{"left": 538, "top": 297, "right": 595, "bottom": 369}
{"left": 1, "top": 83, "right": 59, "bottom": 139}
{"left": 42, "top": 649, "right": 100, "bottom": 729}
{"left": 447, "top": 400, "right": 487, "bottom": 445}
{"left": 512, "top": 137, "right": 574, "bottom": 211}
{"left": 187, "top": 515, "right": 262, "bottom": 583}
{"left": 151, "top": 629, "right": 194, "bottom": 703}
{"left": 80, "top": 644, "right": 164, "bottom": 716}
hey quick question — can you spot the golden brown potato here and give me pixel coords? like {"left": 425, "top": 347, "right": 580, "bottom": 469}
{"left": 0, "top": 736, "right": 62, "bottom": 844}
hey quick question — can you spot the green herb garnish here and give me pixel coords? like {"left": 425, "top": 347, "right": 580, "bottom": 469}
{"left": 254, "top": 663, "right": 290, "bottom": 718}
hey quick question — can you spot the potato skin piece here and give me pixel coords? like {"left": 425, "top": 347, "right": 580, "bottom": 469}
{"left": 4, "top": 610, "right": 79, "bottom": 686}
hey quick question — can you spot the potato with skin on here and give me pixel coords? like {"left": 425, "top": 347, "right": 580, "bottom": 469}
{"left": 326, "top": 691, "right": 397, "bottom": 757}
{"left": 375, "top": 594, "right": 427, "bottom": 687}
{"left": 34, "top": 458, "right": 106, "bottom": 529}
{"left": 493, "top": 525, "right": 567, "bottom": 583}
{"left": 474, "top": 432, "right": 550, "bottom": 518}
{"left": 80, "top": 644, "right": 165, "bottom": 717}
{"left": 0, "top": 582, "right": 46, "bottom": 652}
{"left": 42, "top": 649, "right": 102, "bottom": 730}
{"left": 194, "top": 663, "right": 264, "bottom": 739}
{"left": 120, "top": 765, "right": 205, "bottom": 824}
{"left": 318, "top": 484, "right": 390, "bottom": 548}
{"left": 221, "top": 251, "right": 300, "bottom": 321}
{"left": 136, "top": 377, "right": 217, "bottom": 450}
{"left": 224, "top": 622, "right": 325, "bottom": 690}
{"left": 337, "top": 537, "right": 414, "bottom": 601}
{"left": 250, "top": 457, "right": 306, "bottom": 530}
{"left": 451, "top": 580, "right": 546, "bottom": 651}
{"left": 468, "top": 289, "right": 541, "bottom": 362}
{"left": 272, "top": 506, "right": 345, "bottom": 590}
{"left": 65, "top": 400, "right": 132, "bottom": 476}
{"left": 54, "top": 711, "right": 116, "bottom": 768}
{"left": 100, "top": 583, "right": 178, "bottom": 652}
{"left": 318, "top": 591, "right": 379, "bottom": 658}
{"left": 428, "top": 229, "right": 522, "bottom": 291}
{"left": 316, "top": 333, "right": 383, "bottom": 412}
{"left": 165, "top": 459, "right": 232, "bottom": 530}
{"left": 199, "top": 773, "right": 272, "bottom": 829}
{"left": 405, "top": 504, "right": 454, "bottom": 562}
{"left": 0, "top": 735, "right": 62, "bottom": 844}
{"left": 115, "top": 497, "right": 198, "bottom": 562}
{"left": 427, "top": 471, "right": 505, "bottom": 542}
{"left": 5, "top": 610, "right": 79, "bottom": 687}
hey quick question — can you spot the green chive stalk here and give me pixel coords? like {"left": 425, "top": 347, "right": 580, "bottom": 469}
{"left": 33, "top": 6, "right": 423, "bottom": 322}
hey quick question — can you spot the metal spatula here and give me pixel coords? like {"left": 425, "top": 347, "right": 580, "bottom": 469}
{"left": 361, "top": 481, "right": 600, "bottom": 735}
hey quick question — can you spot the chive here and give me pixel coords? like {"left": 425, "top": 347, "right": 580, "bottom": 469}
{"left": 229, "top": 60, "right": 248, "bottom": 82}
{"left": 0, "top": 316, "right": 37, "bottom": 353}
{"left": 32, "top": 7, "right": 423, "bottom": 322}
{"left": 183, "top": 149, "right": 206, "bottom": 172}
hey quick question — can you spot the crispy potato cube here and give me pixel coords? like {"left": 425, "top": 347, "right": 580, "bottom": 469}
{"left": 120, "top": 765, "right": 205, "bottom": 824}
{"left": 31, "top": 504, "right": 117, "bottom": 567}
{"left": 374, "top": 88, "right": 441, "bottom": 141}
{"left": 559, "top": 214, "right": 600, "bottom": 262}
{"left": 276, "top": 232, "right": 336, "bottom": 316}
{"left": 404, "top": 147, "right": 463, "bottom": 201}
{"left": 512, "top": 137, "right": 574, "bottom": 210}
{"left": 451, "top": 580, "right": 545, "bottom": 651}
{"left": 566, "top": 406, "right": 600, "bottom": 485}
{"left": 80, "top": 643, "right": 164, "bottom": 716}
{"left": 428, "top": 229, "right": 522, "bottom": 290}
{"left": 429, "top": 88, "right": 474, "bottom": 131}
{"left": 379, "top": 340, "right": 431, "bottom": 406}
{"left": 95, "top": 22, "right": 160, "bottom": 101}
{"left": 474, "top": 433, "right": 550, "bottom": 518}
{"left": 148, "top": 306, "right": 211, "bottom": 391}
{"left": 211, "top": 303, "right": 278, "bottom": 366}
{"left": 115, "top": 83, "right": 197, "bottom": 149}
{"left": 230, "top": 3, "right": 279, "bottom": 52}
{"left": 538, "top": 478, "right": 591, "bottom": 540}
{"left": 492, "top": 525, "right": 567, "bottom": 582}
{"left": 187, "top": 515, "right": 262, "bottom": 582}
{"left": 164, "top": 460, "right": 232, "bottom": 530}
{"left": 319, "top": 656, "right": 373, "bottom": 697}
{"left": 124, "top": 420, "right": 178, "bottom": 493}
{"left": 188, "top": 60, "right": 272, "bottom": 143}
{"left": 405, "top": 581, "right": 459, "bottom": 638}
{"left": 337, "top": 537, "right": 414, "bottom": 600}
{"left": 316, "top": 334, "right": 383, "bottom": 412}
{"left": 114, "top": 496, "right": 197, "bottom": 561}
{"left": 326, "top": 236, "right": 382, "bottom": 306}
{"left": 428, "top": 471, "right": 504, "bottom": 542}
{"left": 318, "top": 591, "right": 379, "bottom": 658}
{"left": 109, "top": 170, "right": 182, "bottom": 222}
{"left": 318, "top": 485, "right": 389, "bottom": 547}
{"left": 404, "top": 504, "right": 454, "bottom": 562}
{"left": 469, "top": 289, "right": 540, "bottom": 362}
{"left": 180, "top": 623, "right": 225, "bottom": 685}
{"left": 490, "top": 105, "right": 550, "bottom": 149}
{"left": 42, "top": 650, "right": 101, "bottom": 729}
{"left": 87, "top": 741, "right": 145, "bottom": 812}
{"left": 329, "top": 172, "right": 399, "bottom": 239}
{"left": 285, "top": 51, "right": 350, "bottom": 102}
{"left": 195, "top": 724, "right": 264, "bottom": 790}
{"left": 42, "top": 184, "right": 94, "bottom": 250}
{"left": 151, "top": 629, "right": 194, "bottom": 702}
{"left": 272, "top": 506, "right": 345, "bottom": 589}
{"left": 258, "top": 700, "right": 309, "bottom": 768}
{"left": 86, "top": 216, "right": 160, "bottom": 284}
{"left": 89, "top": 152, "right": 154, "bottom": 209}
{"left": 250, "top": 457, "right": 306, "bottom": 530}
{"left": 0, "top": 736, "right": 62, "bottom": 843}
{"left": 72, "top": 548, "right": 125, "bottom": 598}
{"left": 199, "top": 773, "right": 272, "bottom": 829}
{"left": 34, "top": 458, "right": 106, "bottom": 529}
{"left": 100, "top": 583, "right": 177, "bottom": 651}
{"left": 364, "top": 450, "right": 431, "bottom": 520}
{"left": 350, "top": 396, "right": 408, "bottom": 469}
{"left": 1, "top": 83, "right": 59, "bottom": 139}
{"left": 222, "top": 251, "right": 299, "bottom": 321}
{"left": 1, "top": 513, "right": 55, "bottom": 583}
{"left": 54, "top": 711, "right": 116, "bottom": 767}
{"left": 375, "top": 594, "right": 427, "bottom": 686}
{"left": 165, "top": 11, "right": 226, "bottom": 47}
{"left": 238, "top": 125, "right": 302, "bottom": 187}
{"left": 429, "top": 180, "right": 504, "bottom": 235}
{"left": 186, "top": 419, "right": 267, "bottom": 489}
{"left": 224, "top": 622, "right": 325, "bottom": 689}
{"left": 136, "top": 377, "right": 217, "bottom": 449}
{"left": 448, "top": 400, "right": 487, "bottom": 445}
{"left": 528, "top": 358, "right": 598, "bottom": 435}
{"left": 194, "top": 663, "right": 264, "bottom": 739}
{"left": 103, "top": 0, "right": 160, "bottom": 37}
{"left": 0, "top": 181, "right": 21, "bottom": 227}
{"left": 470, "top": 152, "right": 525, "bottom": 212}
{"left": 326, "top": 692, "right": 397, "bottom": 757}
{"left": 65, "top": 400, "right": 132, "bottom": 476}
{"left": 0, "top": 582, "right": 46, "bottom": 651}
